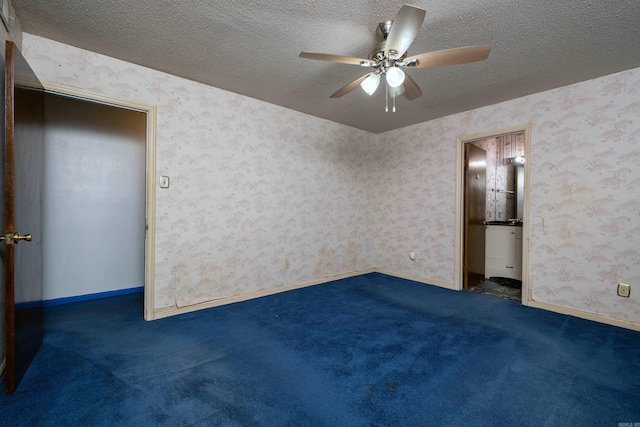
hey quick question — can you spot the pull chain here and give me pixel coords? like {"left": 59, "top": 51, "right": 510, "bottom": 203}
{"left": 393, "top": 93, "right": 396, "bottom": 113}
{"left": 385, "top": 83, "right": 389, "bottom": 112}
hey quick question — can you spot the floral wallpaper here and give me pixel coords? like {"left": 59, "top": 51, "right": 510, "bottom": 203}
{"left": 21, "top": 34, "right": 375, "bottom": 310}
{"left": 21, "top": 33, "right": 640, "bottom": 327}
{"left": 373, "top": 69, "right": 640, "bottom": 325}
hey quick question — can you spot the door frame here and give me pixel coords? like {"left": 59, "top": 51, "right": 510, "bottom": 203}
{"left": 454, "top": 123, "right": 532, "bottom": 305}
{"left": 41, "top": 82, "right": 158, "bottom": 320}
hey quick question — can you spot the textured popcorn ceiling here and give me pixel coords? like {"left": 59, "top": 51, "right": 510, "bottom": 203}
{"left": 12, "top": 0, "right": 640, "bottom": 133}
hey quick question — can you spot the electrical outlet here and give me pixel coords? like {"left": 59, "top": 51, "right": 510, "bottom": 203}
{"left": 617, "top": 283, "right": 631, "bottom": 298}
{"left": 284, "top": 259, "right": 290, "bottom": 270}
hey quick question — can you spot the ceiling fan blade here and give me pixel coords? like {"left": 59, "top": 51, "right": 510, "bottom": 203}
{"left": 385, "top": 5, "right": 426, "bottom": 59}
{"left": 330, "top": 73, "right": 373, "bottom": 98}
{"left": 401, "top": 73, "right": 422, "bottom": 100}
{"left": 299, "top": 52, "right": 372, "bottom": 66}
{"left": 406, "top": 46, "right": 491, "bottom": 68}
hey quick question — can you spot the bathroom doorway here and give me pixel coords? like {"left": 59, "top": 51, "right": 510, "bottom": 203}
{"left": 455, "top": 125, "right": 531, "bottom": 304}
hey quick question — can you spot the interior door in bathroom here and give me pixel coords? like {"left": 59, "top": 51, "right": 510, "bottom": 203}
{"left": 463, "top": 143, "right": 486, "bottom": 289}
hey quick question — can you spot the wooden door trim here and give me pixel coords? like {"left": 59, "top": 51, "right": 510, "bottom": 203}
{"left": 40, "top": 82, "right": 158, "bottom": 320}
{"left": 454, "top": 123, "right": 532, "bottom": 304}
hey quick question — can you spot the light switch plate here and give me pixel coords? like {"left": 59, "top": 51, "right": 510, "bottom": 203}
{"left": 160, "top": 176, "right": 170, "bottom": 188}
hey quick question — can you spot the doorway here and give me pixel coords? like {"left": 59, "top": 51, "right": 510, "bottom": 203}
{"left": 43, "top": 93, "right": 145, "bottom": 303}
{"left": 3, "top": 44, "right": 157, "bottom": 394}
{"left": 42, "top": 83, "right": 158, "bottom": 320}
{"left": 455, "top": 125, "right": 531, "bottom": 304}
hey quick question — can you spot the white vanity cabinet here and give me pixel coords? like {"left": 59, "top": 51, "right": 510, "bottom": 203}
{"left": 485, "top": 225, "right": 522, "bottom": 280}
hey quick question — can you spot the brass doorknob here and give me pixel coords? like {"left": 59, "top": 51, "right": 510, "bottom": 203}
{"left": 13, "top": 232, "right": 32, "bottom": 243}
{"left": 0, "top": 232, "right": 33, "bottom": 245}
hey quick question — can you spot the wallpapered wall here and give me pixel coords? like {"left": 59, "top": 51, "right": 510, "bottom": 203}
{"left": 21, "top": 34, "right": 375, "bottom": 310}
{"left": 21, "top": 33, "right": 640, "bottom": 326}
{"left": 373, "top": 69, "right": 640, "bottom": 325}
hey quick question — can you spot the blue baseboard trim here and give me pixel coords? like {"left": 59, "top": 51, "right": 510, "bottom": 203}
{"left": 43, "top": 287, "right": 144, "bottom": 307}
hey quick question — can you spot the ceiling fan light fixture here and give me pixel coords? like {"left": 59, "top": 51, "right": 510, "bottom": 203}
{"left": 360, "top": 73, "right": 381, "bottom": 95}
{"left": 389, "top": 84, "right": 405, "bottom": 98}
{"left": 386, "top": 67, "right": 405, "bottom": 88}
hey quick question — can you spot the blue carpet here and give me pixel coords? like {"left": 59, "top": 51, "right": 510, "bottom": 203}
{"left": 1, "top": 273, "right": 639, "bottom": 426}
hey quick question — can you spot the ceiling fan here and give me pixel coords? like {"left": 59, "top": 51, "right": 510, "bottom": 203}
{"left": 299, "top": 4, "right": 490, "bottom": 111}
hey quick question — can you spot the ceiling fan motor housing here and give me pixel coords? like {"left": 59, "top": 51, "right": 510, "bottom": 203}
{"left": 370, "top": 20, "right": 407, "bottom": 63}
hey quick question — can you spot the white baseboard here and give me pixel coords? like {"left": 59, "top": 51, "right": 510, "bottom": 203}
{"left": 376, "top": 269, "right": 640, "bottom": 331}
{"left": 373, "top": 269, "right": 456, "bottom": 290}
{"left": 527, "top": 300, "right": 640, "bottom": 332}
{"left": 153, "top": 268, "right": 377, "bottom": 320}
{"left": 151, "top": 268, "right": 640, "bottom": 332}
